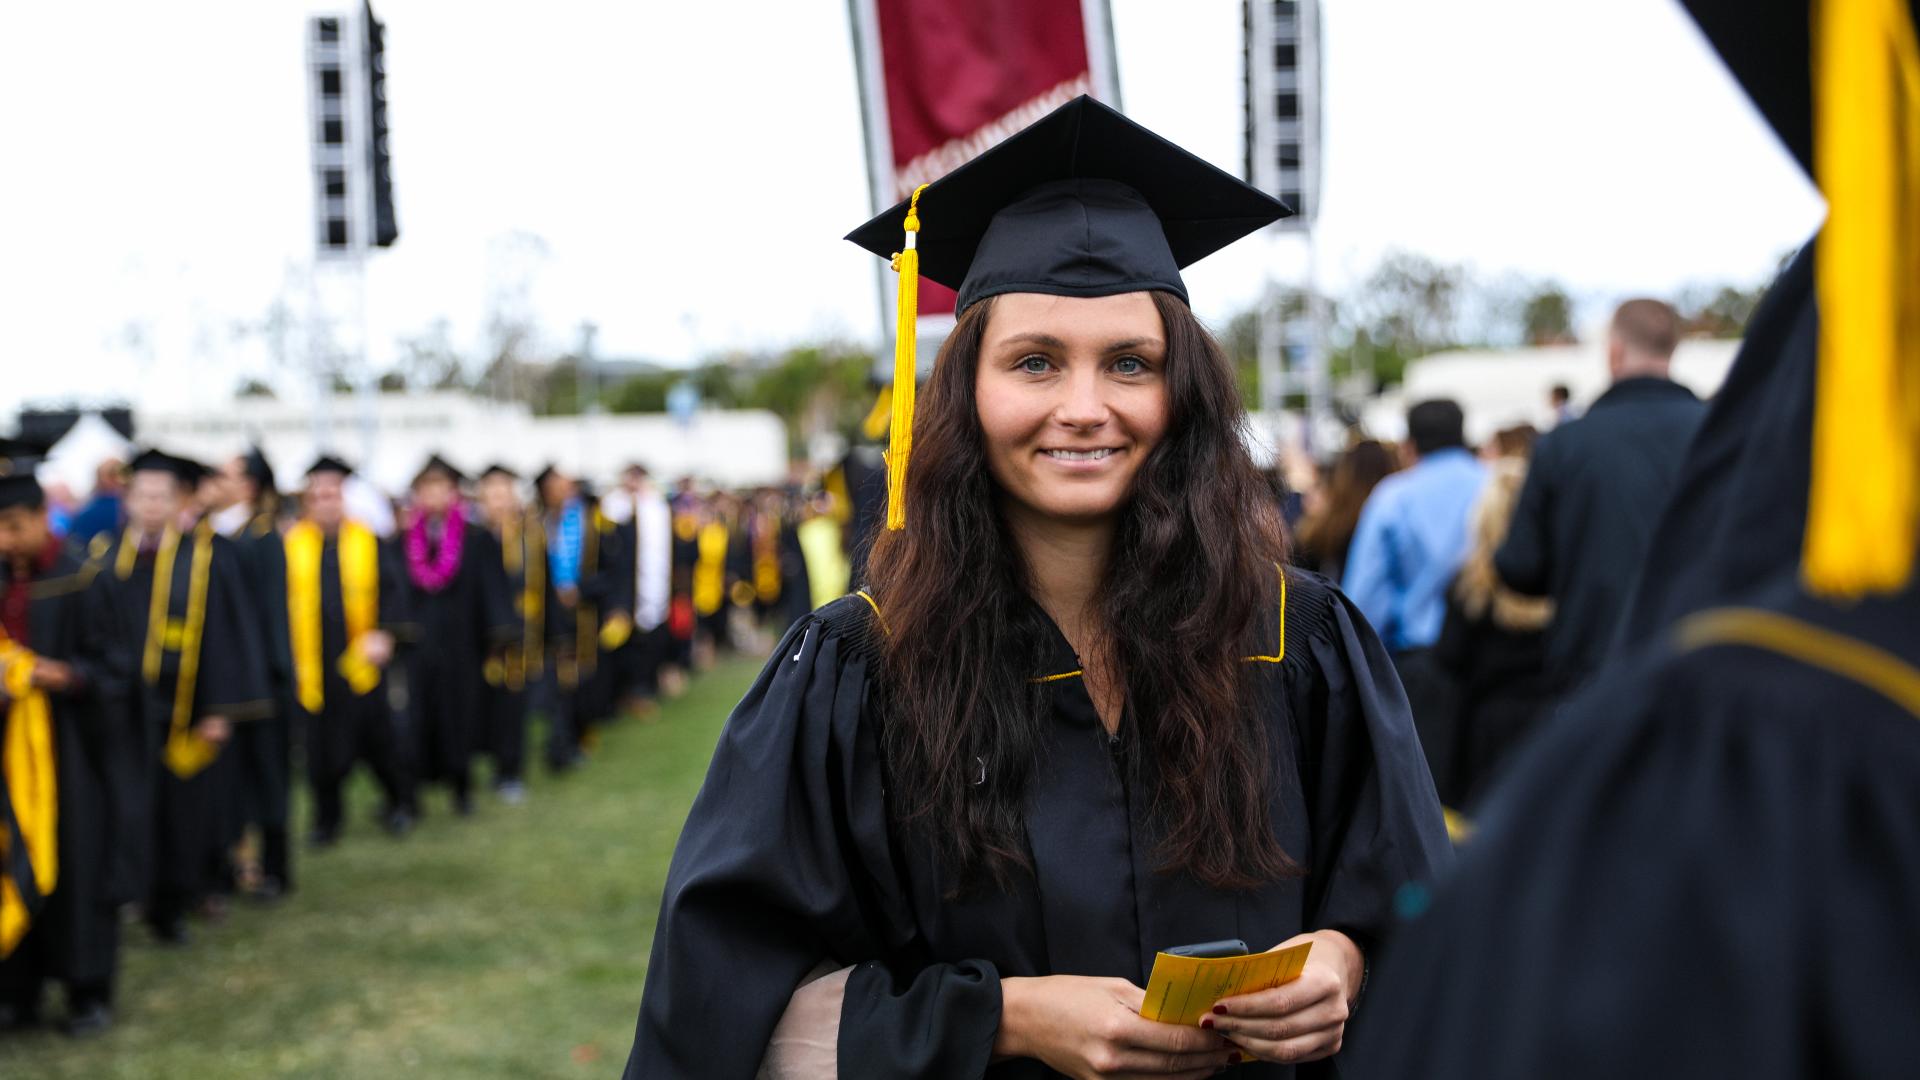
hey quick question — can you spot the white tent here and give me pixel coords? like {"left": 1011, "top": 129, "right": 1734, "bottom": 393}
{"left": 40, "top": 412, "right": 134, "bottom": 500}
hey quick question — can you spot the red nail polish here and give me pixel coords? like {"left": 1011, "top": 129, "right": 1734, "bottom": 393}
{"left": 1213, "top": 1004, "right": 1229, "bottom": 1015}
{"left": 1200, "top": 1015, "right": 1214, "bottom": 1029}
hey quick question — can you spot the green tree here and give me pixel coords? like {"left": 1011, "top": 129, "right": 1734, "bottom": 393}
{"left": 1520, "top": 283, "right": 1576, "bottom": 345}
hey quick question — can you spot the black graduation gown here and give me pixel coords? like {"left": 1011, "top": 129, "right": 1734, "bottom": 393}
{"left": 225, "top": 512, "right": 296, "bottom": 881}
{"left": 626, "top": 570, "right": 1451, "bottom": 1078}
{"left": 1344, "top": 580, "right": 1920, "bottom": 1079}
{"left": 0, "top": 549, "right": 133, "bottom": 990}
{"left": 401, "top": 519, "right": 511, "bottom": 793}
{"left": 96, "top": 528, "right": 271, "bottom": 915}
{"left": 482, "top": 512, "right": 542, "bottom": 782}
{"left": 304, "top": 532, "right": 415, "bottom": 822}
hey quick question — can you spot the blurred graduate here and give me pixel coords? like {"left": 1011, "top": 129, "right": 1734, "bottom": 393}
{"left": 1347, "top": 2, "right": 1920, "bottom": 1076}
{"left": 627, "top": 98, "right": 1450, "bottom": 1077}
{"left": 94, "top": 450, "right": 269, "bottom": 944}
{"left": 0, "top": 442, "right": 133, "bottom": 1035}
{"left": 399, "top": 456, "right": 511, "bottom": 817}
{"left": 286, "top": 457, "right": 416, "bottom": 843}
{"left": 475, "top": 464, "right": 541, "bottom": 803}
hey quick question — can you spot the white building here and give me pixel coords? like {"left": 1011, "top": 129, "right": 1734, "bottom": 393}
{"left": 1357, "top": 338, "right": 1742, "bottom": 445}
{"left": 136, "top": 391, "right": 790, "bottom": 495}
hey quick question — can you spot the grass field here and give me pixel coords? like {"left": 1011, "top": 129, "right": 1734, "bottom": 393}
{"left": 4, "top": 656, "right": 763, "bottom": 1079}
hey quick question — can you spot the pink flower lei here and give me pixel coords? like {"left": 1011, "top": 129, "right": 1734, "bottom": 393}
{"left": 405, "top": 500, "right": 466, "bottom": 592}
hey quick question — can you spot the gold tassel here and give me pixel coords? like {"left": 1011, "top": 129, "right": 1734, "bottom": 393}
{"left": 885, "top": 183, "right": 931, "bottom": 531}
{"left": 1804, "top": 0, "right": 1920, "bottom": 597}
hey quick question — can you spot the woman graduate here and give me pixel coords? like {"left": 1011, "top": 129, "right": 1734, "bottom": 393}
{"left": 625, "top": 98, "right": 1450, "bottom": 1079}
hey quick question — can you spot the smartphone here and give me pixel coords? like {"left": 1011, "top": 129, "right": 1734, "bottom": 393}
{"left": 1164, "top": 939, "right": 1249, "bottom": 959}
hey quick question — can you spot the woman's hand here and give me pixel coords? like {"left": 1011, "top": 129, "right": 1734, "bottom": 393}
{"left": 1206, "top": 930, "right": 1363, "bottom": 1065}
{"left": 997, "top": 975, "right": 1239, "bottom": 1079}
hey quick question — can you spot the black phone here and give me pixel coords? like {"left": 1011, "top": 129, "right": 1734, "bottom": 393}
{"left": 1164, "top": 939, "right": 1249, "bottom": 959}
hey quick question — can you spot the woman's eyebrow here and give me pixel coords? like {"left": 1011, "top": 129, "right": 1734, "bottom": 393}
{"left": 992, "top": 332, "right": 1165, "bottom": 351}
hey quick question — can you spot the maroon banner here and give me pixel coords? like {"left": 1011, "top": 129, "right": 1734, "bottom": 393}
{"left": 854, "top": 0, "right": 1117, "bottom": 315}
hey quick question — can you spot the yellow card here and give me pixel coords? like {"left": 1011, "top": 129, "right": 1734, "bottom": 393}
{"left": 1138, "top": 941, "right": 1313, "bottom": 1026}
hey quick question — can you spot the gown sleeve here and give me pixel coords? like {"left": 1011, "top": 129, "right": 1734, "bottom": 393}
{"left": 196, "top": 536, "right": 273, "bottom": 720}
{"left": 1287, "top": 573, "right": 1454, "bottom": 954}
{"left": 626, "top": 600, "right": 1001, "bottom": 1080}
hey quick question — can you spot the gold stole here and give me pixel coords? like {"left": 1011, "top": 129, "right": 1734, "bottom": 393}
{"left": 752, "top": 516, "right": 781, "bottom": 605}
{"left": 489, "top": 511, "right": 548, "bottom": 692}
{"left": 286, "top": 520, "right": 380, "bottom": 713}
{"left": 693, "top": 519, "right": 729, "bottom": 617}
{"left": 116, "top": 524, "right": 222, "bottom": 779}
{"left": 0, "top": 627, "right": 57, "bottom": 957}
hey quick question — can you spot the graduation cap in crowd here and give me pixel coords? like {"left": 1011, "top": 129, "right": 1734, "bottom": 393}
{"left": 479, "top": 463, "right": 520, "bottom": 481}
{"left": 0, "top": 437, "right": 48, "bottom": 511}
{"left": 845, "top": 95, "right": 1290, "bottom": 530}
{"left": 413, "top": 453, "right": 466, "bottom": 487}
{"left": 242, "top": 445, "right": 277, "bottom": 494}
{"left": 1678, "top": 0, "right": 1920, "bottom": 597}
{"left": 129, "top": 447, "right": 208, "bottom": 487}
{"left": 305, "top": 454, "right": 354, "bottom": 479}
{"left": 533, "top": 464, "right": 563, "bottom": 487}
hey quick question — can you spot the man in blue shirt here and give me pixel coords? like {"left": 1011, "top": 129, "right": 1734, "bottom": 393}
{"left": 1343, "top": 399, "right": 1486, "bottom": 804}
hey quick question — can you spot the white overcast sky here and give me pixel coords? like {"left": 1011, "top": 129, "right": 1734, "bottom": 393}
{"left": 0, "top": 0, "right": 1824, "bottom": 413}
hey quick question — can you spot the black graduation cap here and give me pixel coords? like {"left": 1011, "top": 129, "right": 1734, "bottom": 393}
{"left": 305, "top": 454, "right": 354, "bottom": 478}
{"left": 242, "top": 445, "right": 277, "bottom": 493}
{"left": 413, "top": 453, "right": 466, "bottom": 486}
{"left": 129, "top": 447, "right": 207, "bottom": 486}
{"left": 0, "top": 437, "right": 46, "bottom": 511}
{"left": 533, "top": 464, "right": 562, "bottom": 487}
{"left": 479, "top": 463, "right": 520, "bottom": 481}
{"left": 846, "top": 95, "right": 1291, "bottom": 314}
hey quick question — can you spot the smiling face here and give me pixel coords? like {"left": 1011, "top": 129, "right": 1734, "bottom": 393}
{"left": 974, "top": 291, "right": 1171, "bottom": 528}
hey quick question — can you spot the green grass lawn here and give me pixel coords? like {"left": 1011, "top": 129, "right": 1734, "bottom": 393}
{"left": 4, "top": 656, "right": 763, "bottom": 1079}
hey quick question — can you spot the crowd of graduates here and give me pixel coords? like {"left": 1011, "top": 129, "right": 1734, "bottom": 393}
{"left": 0, "top": 438, "right": 849, "bottom": 1037}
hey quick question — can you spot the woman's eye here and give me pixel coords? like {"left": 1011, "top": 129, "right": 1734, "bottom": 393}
{"left": 1018, "top": 355, "right": 1053, "bottom": 374}
{"left": 1113, "top": 356, "right": 1146, "bottom": 375}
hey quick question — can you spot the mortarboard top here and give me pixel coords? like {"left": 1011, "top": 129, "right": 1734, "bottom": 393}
{"left": 413, "top": 453, "right": 466, "bottom": 487}
{"left": 846, "top": 95, "right": 1290, "bottom": 315}
{"left": 129, "top": 447, "right": 207, "bottom": 486}
{"left": 533, "top": 464, "right": 563, "bottom": 486}
{"left": 305, "top": 454, "right": 355, "bottom": 479}
{"left": 0, "top": 437, "right": 47, "bottom": 511}
{"left": 479, "top": 463, "right": 520, "bottom": 481}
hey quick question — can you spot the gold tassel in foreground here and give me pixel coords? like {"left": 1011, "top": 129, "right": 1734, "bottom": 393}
{"left": 885, "top": 183, "right": 930, "bottom": 531}
{"left": 1804, "top": 0, "right": 1920, "bottom": 596}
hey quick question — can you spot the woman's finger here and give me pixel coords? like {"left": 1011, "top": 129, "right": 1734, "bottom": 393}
{"left": 1228, "top": 1027, "right": 1344, "bottom": 1066}
{"left": 1207, "top": 995, "right": 1348, "bottom": 1043}
{"left": 1212, "top": 966, "right": 1343, "bottom": 1019}
{"left": 1102, "top": 1046, "right": 1241, "bottom": 1077}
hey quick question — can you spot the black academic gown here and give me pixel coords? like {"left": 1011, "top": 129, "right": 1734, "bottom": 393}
{"left": 483, "top": 511, "right": 541, "bottom": 785}
{"left": 219, "top": 512, "right": 296, "bottom": 889}
{"left": 626, "top": 570, "right": 1451, "bottom": 1078}
{"left": 1344, "top": 580, "right": 1920, "bottom": 1080}
{"left": 0, "top": 548, "right": 133, "bottom": 997}
{"left": 97, "top": 527, "right": 270, "bottom": 923}
{"left": 303, "top": 532, "right": 415, "bottom": 830}
{"left": 401, "top": 518, "right": 511, "bottom": 800}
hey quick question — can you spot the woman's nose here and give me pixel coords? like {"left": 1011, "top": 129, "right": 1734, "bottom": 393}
{"left": 1052, "top": 366, "right": 1112, "bottom": 429}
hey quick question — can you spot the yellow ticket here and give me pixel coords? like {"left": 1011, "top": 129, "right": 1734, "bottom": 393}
{"left": 1138, "top": 941, "right": 1313, "bottom": 1026}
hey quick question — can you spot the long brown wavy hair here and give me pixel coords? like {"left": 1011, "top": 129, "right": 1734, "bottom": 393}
{"left": 865, "top": 291, "right": 1296, "bottom": 893}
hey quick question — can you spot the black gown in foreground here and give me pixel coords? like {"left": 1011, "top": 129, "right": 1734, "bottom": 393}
{"left": 1344, "top": 580, "right": 1920, "bottom": 1079}
{"left": 626, "top": 569, "right": 1451, "bottom": 1078}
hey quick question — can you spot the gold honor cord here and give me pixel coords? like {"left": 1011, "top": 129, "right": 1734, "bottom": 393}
{"left": 1805, "top": 0, "right": 1920, "bottom": 596}
{"left": 886, "top": 184, "right": 931, "bottom": 531}
{"left": 525, "top": 510, "right": 546, "bottom": 681}
{"left": 1677, "top": 607, "right": 1920, "bottom": 719}
{"left": 0, "top": 631, "right": 57, "bottom": 957}
{"left": 162, "top": 524, "right": 219, "bottom": 779}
